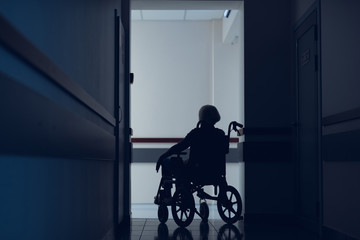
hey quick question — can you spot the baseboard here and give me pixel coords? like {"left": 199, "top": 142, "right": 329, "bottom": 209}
{"left": 101, "top": 216, "right": 131, "bottom": 240}
{"left": 101, "top": 226, "right": 115, "bottom": 240}
{"left": 244, "top": 213, "right": 295, "bottom": 227}
{"left": 295, "top": 216, "right": 320, "bottom": 235}
{"left": 323, "top": 226, "right": 360, "bottom": 240}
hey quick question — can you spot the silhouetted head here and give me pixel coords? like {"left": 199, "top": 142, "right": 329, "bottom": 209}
{"left": 199, "top": 105, "right": 221, "bottom": 125}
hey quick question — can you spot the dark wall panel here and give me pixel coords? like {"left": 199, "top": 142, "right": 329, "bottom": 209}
{"left": 244, "top": 0, "right": 292, "bottom": 128}
{"left": 244, "top": 0, "right": 294, "bottom": 218}
{"left": 323, "top": 161, "right": 360, "bottom": 239}
{"left": 0, "top": 0, "right": 128, "bottom": 238}
{"left": 0, "top": 72, "right": 115, "bottom": 159}
{"left": 321, "top": 0, "right": 360, "bottom": 118}
{"left": 0, "top": 156, "right": 114, "bottom": 239}
{"left": 0, "top": 0, "right": 121, "bottom": 114}
{"left": 321, "top": 0, "right": 360, "bottom": 238}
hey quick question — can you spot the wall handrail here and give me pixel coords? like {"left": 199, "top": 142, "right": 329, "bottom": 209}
{"left": 322, "top": 107, "right": 360, "bottom": 126}
{"left": 0, "top": 15, "right": 116, "bottom": 127}
{"left": 131, "top": 137, "right": 239, "bottom": 143}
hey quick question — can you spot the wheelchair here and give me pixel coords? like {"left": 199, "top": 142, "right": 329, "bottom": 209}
{"left": 154, "top": 121, "right": 244, "bottom": 227}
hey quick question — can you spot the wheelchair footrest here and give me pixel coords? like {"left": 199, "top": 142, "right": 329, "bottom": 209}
{"left": 197, "top": 189, "right": 218, "bottom": 201}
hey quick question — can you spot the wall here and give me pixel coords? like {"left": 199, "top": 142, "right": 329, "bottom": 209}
{"left": 244, "top": 0, "right": 294, "bottom": 220}
{"left": 131, "top": 20, "right": 212, "bottom": 137}
{"left": 321, "top": 0, "right": 360, "bottom": 238}
{"left": 130, "top": 13, "right": 244, "bottom": 206}
{"left": 0, "top": 0, "right": 128, "bottom": 239}
{"left": 292, "top": 0, "right": 316, "bottom": 23}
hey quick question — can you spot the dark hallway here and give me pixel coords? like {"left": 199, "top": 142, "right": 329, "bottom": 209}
{"left": 1, "top": 0, "right": 360, "bottom": 240}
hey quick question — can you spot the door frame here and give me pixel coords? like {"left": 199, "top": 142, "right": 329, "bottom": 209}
{"left": 293, "top": 7, "right": 323, "bottom": 235}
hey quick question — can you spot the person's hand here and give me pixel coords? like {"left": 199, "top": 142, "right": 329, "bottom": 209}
{"left": 156, "top": 157, "right": 164, "bottom": 173}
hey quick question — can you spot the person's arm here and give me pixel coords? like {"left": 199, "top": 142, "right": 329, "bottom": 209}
{"left": 156, "top": 131, "right": 193, "bottom": 172}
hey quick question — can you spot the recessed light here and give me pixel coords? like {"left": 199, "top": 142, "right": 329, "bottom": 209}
{"left": 224, "top": 10, "right": 231, "bottom": 18}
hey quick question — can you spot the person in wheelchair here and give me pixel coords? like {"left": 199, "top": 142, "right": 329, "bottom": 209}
{"left": 155, "top": 105, "right": 229, "bottom": 204}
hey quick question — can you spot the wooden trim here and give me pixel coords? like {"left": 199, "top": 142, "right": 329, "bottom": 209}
{"left": 322, "top": 226, "right": 359, "bottom": 240}
{"left": 132, "top": 146, "right": 243, "bottom": 163}
{"left": 131, "top": 137, "right": 240, "bottom": 143}
{"left": 323, "top": 107, "right": 360, "bottom": 126}
{"left": 0, "top": 15, "right": 116, "bottom": 126}
{"left": 323, "top": 130, "right": 360, "bottom": 162}
{"left": 244, "top": 127, "right": 292, "bottom": 135}
{"left": 0, "top": 73, "right": 115, "bottom": 159}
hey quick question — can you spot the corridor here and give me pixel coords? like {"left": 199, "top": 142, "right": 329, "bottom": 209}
{"left": 1, "top": 0, "right": 360, "bottom": 239}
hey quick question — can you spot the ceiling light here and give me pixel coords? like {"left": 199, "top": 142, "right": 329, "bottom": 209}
{"left": 224, "top": 10, "right": 231, "bottom": 18}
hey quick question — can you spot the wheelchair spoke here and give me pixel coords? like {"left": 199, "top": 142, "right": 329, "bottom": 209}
{"left": 226, "top": 229, "right": 231, "bottom": 239}
{"left": 181, "top": 211, "right": 184, "bottom": 220}
{"left": 230, "top": 206, "right": 237, "bottom": 215}
{"left": 229, "top": 192, "right": 234, "bottom": 201}
{"left": 184, "top": 210, "right": 189, "bottom": 218}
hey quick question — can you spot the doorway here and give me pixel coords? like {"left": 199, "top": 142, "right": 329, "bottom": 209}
{"left": 129, "top": 2, "right": 245, "bottom": 219}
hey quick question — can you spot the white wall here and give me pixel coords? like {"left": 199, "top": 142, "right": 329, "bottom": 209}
{"left": 131, "top": 15, "right": 244, "bottom": 137}
{"left": 213, "top": 11, "right": 244, "bottom": 133}
{"left": 131, "top": 20, "right": 212, "bottom": 138}
{"left": 130, "top": 11, "right": 244, "bottom": 208}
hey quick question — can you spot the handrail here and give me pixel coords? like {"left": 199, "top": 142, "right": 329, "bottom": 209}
{"left": 131, "top": 137, "right": 240, "bottom": 143}
{"left": 0, "top": 15, "right": 116, "bottom": 127}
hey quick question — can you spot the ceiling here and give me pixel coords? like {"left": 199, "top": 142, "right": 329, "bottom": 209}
{"left": 131, "top": 0, "right": 242, "bottom": 21}
{"left": 132, "top": 10, "right": 225, "bottom": 21}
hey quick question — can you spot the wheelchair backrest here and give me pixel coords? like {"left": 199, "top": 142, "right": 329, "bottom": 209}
{"left": 188, "top": 124, "right": 228, "bottom": 184}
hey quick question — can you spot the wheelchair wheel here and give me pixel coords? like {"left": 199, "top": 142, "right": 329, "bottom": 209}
{"left": 172, "top": 227, "right": 193, "bottom": 240}
{"left": 158, "top": 204, "right": 169, "bottom": 223}
{"left": 171, "top": 188, "right": 195, "bottom": 227}
{"left": 217, "top": 224, "right": 243, "bottom": 240}
{"left": 199, "top": 202, "right": 209, "bottom": 221}
{"left": 157, "top": 223, "right": 169, "bottom": 239}
{"left": 217, "top": 185, "right": 242, "bottom": 224}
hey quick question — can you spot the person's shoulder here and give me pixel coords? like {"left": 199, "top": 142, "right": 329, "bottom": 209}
{"left": 189, "top": 127, "right": 200, "bottom": 135}
{"left": 214, "top": 127, "right": 225, "bottom": 135}
{"left": 185, "top": 128, "right": 200, "bottom": 138}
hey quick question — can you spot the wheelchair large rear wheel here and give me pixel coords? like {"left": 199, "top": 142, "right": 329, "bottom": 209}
{"left": 217, "top": 185, "right": 242, "bottom": 224}
{"left": 171, "top": 188, "right": 195, "bottom": 227}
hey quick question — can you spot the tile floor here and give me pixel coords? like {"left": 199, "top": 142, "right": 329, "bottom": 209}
{"left": 118, "top": 204, "right": 320, "bottom": 240}
{"left": 129, "top": 218, "right": 243, "bottom": 240}
{"left": 122, "top": 217, "right": 320, "bottom": 240}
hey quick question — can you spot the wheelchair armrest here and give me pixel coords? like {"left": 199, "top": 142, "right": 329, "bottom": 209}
{"left": 177, "top": 152, "right": 187, "bottom": 157}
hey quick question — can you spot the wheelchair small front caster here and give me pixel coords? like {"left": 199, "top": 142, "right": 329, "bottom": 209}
{"left": 158, "top": 204, "right": 169, "bottom": 223}
{"left": 200, "top": 202, "right": 209, "bottom": 222}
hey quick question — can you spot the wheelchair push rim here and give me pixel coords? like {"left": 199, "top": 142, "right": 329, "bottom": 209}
{"left": 217, "top": 185, "right": 242, "bottom": 224}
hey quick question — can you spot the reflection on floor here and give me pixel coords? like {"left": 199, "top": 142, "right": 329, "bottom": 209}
{"left": 129, "top": 218, "right": 242, "bottom": 240}
{"left": 118, "top": 218, "right": 320, "bottom": 240}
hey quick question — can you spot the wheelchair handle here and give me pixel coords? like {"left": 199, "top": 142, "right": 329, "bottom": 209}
{"left": 228, "top": 121, "right": 244, "bottom": 136}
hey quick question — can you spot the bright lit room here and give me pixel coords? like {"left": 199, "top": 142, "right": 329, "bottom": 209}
{"left": 129, "top": 1, "right": 245, "bottom": 220}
